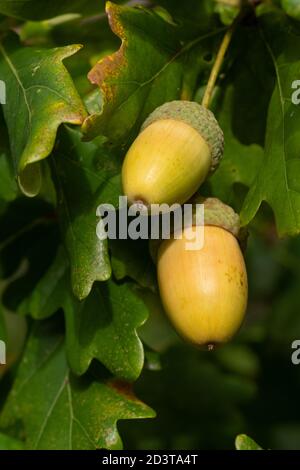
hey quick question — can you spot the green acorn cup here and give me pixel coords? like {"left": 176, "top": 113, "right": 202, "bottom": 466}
{"left": 122, "top": 101, "right": 224, "bottom": 207}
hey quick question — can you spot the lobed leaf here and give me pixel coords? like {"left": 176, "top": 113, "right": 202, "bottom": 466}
{"left": 64, "top": 279, "right": 148, "bottom": 381}
{"left": 19, "top": 247, "right": 149, "bottom": 381}
{"left": 83, "top": 1, "right": 222, "bottom": 143}
{"left": 241, "top": 12, "right": 300, "bottom": 235}
{"left": 51, "top": 126, "right": 121, "bottom": 299}
{"left": 235, "top": 434, "right": 263, "bottom": 450}
{"left": 0, "top": 321, "right": 155, "bottom": 450}
{"left": 0, "top": 34, "right": 87, "bottom": 196}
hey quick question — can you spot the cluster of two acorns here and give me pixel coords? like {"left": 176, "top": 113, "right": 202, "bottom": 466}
{"left": 122, "top": 100, "right": 248, "bottom": 349}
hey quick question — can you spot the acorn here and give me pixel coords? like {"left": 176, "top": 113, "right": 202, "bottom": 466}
{"left": 156, "top": 197, "right": 248, "bottom": 348}
{"left": 122, "top": 101, "right": 224, "bottom": 207}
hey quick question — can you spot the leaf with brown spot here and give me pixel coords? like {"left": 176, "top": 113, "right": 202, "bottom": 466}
{"left": 0, "top": 321, "right": 155, "bottom": 450}
{"left": 19, "top": 246, "right": 149, "bottom": 382}
{"left": 82, "top": 1, "right": 223, "bottom": 144}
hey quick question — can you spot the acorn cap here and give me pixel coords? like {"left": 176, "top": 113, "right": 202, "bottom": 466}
{"left": 191, "top": 196, "right": 240, "bottom": 237}
{"left": 149, "top": 196, "right": 247, "bottom": 264}
{"left": 192, "top": 195, "right": 248, "bottom": 251}
{"left": 142, "top": 101, "right": 224, "bottom": 172}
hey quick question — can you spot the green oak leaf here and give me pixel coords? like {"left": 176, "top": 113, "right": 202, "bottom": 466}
{"left": 240, "top": 12, "right": 300, "bottom": 236}
{"left": 82, "top": 1, "right": 223, "bottom": 143}
{"left": 0, "top": 321, "right": 155, "bottom": 450}
{"left": 235, "top": 434, "right": 263, "bottom": 450}
{"left": 19, "top": 247, "right": 148, "bottom": 381}
{"left": 51, "top": 126, "right": 122, "bottom": 300}
{"left": 0, "top": 34, "right": 87, "bottom": 197}
{"left": 0, "top": 0, "right": 101, "bottom": 21}
{"left": 209, "top": 26, "right": 274, "bottom": 206}
{"left": 64, "top": 279, "right": 148, "bottom": 380}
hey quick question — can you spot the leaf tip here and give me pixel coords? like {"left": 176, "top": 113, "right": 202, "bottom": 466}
{"left": 18, "top": 163, "right": 42, "bottom": 198}
{"left": 59, "top": 44, "right": 84, "bottom": 61}
{"left": 235, "top": 434, "right": 262, "bottom": 450}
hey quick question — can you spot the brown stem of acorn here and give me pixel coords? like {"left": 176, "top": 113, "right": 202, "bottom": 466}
{"left": 201, "top": 9, "right": 246, "bottom": 109}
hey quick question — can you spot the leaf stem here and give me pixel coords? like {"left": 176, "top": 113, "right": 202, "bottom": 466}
{"left": 201, "top": 9, "right": 245, "bottom": 109}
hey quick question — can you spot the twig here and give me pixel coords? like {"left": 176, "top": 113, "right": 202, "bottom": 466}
{"left": 201, "top": 9, "right": 246, "bottom": 109}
